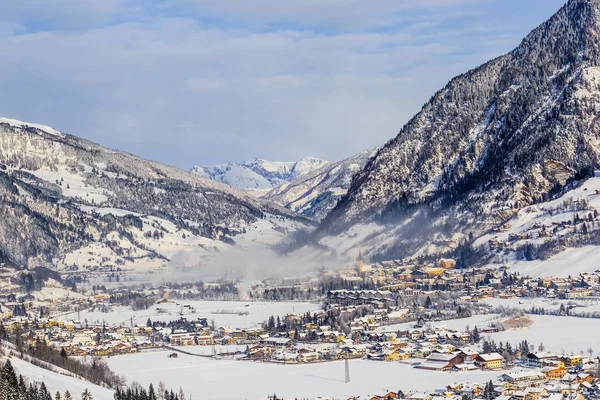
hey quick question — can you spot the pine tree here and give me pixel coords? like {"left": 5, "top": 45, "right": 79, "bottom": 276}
{"left": 64, "top": 391, "right": 72, "bottom": 400}
{"left": 472, "top": 326, "right": 480, "bottom": 343}
{"left": 424, "top": 296, "right": 432, "bottom": 309}
{"left": 40, "top": 382, "right": 52, "bottom": 400}
{"left": 1, "top": 360, "right": 19, "bottom": 400}
{"left": 81, "top": 389, "right": 92, "bottom": 400}
{"left": 157, "top": 383, "right": 166, "bottom": 400}
{"left": 56, "top": 391, "right": 62, "bottom": 400}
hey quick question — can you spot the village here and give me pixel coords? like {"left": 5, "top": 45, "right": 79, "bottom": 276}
{"left": 0, "top": 254, "right": 600, "bottom": 400}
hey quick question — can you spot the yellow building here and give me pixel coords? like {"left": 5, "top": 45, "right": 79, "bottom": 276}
{"left": 542, "top": 366, "right": 566, "bottom": 379}
{"left": 476, "top": 353, "right": 503, "bottom": 370}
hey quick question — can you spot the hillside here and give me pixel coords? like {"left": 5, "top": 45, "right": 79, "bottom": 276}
{"left": 190, "top": 157, "right": 329, "bottom": 193}
{"left": 10, "top": 356, "right": 113, "bottom": 400}
{"left": 264, "top": 151, "right": 375, "bottom": 220}
{"left": 0, "top": 118, "right": 311, "bottom": 275}
{"left": 319, "top": 0, "right": 600, "bottom": 261}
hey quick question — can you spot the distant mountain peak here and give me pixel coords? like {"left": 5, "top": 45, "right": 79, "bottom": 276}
{"left": 190, "top": 157, "right": 330, "bottom": 192}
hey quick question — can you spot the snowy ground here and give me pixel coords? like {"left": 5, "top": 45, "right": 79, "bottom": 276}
{"left": 483, "top": 297, "right": 600, "bottom": 314}
{"left": 173, "top": 344, "right": 247, "bottom": 355}
{"left": 107, "top": 351, "right": 500, "bottom": 400}
{"left": 9, "top": 356, "right": 113, "bottom": 400}
{"left": 378, "top": 314, "right": 501, "bottom": 334}
{"left": 60, "top": 301, "right": 320, "bottom": 329}
{"left": 482, "top": 314, "right": 600, "bottom": 356}
{"left": 506, "top": 245, "right": 600, "bottom": 278}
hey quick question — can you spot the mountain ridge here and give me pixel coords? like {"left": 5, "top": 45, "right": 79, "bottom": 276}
{"left": 190, "top": 157, "right": 330, "bottom": 192}
{"left": 264, "top": 150, "right": 375, "bottom": 220}
{"left": 318, "top": 0, "right": 600, "bottom": 261}
{"left": 0, "top": 118, "right": 311, "bottom": 272}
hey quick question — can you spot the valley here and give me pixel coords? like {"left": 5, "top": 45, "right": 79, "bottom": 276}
{"left": 5, "top": 0, "right": 600, "bottom": 399}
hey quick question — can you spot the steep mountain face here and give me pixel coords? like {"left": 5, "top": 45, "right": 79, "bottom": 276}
{"left": 0, "top": 118, "right": 309, "bottom": 272}
{"left": 190, "top": 157, "right": 330, "bottom": 192}
{"left": 321, "top": 0, "right": 600, "bottom": 260}
{"left": 264, "top": 151, "right": 375, "bottom": 220}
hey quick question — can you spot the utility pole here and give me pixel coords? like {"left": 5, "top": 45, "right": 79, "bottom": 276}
{"left": 344, "top": 354, "right": 350, "bottom": 383}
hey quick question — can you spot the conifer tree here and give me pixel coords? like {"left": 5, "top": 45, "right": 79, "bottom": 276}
{"left": 81, "top": 389, "right": 92, "bottom": 400}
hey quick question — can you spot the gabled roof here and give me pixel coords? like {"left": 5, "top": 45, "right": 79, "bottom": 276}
{"left": 477, "top": 352, "right": 502, "bottom": 361}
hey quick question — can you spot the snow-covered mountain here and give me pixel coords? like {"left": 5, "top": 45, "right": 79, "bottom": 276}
{"left": 264, "top": 151, "right": 375, "bottom": 220}
{"left": 317, "top": 0, "right": 600, "bottom": 262}
{"left": 190, "top": 157, "right": 330, "bottom": 193}
{"left": 0, "top": 118, "right": 311, "bottom": 273}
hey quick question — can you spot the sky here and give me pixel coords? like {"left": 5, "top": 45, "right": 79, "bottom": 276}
{"left": 0, "top": 0, "right": 566, "bottom": 169}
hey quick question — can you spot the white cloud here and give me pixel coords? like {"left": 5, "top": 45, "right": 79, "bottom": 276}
{"left": 0, "top": 0, "right": 567, "bottom": 167}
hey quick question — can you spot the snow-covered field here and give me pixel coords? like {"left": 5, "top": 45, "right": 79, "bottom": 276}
{"left": 482, "top": 314, "right": 600, "bottom": 355}
{"left": 10, "top": 357, "right": 113, "bottom": 400}
{"left": 483, "top": 297, "right": 600, "bottom": 314}
{"left": 61, "top": 301, "right": 320, "bottom": 329}
{"left": 173, "top": 344, "right": 247, "bottom": 355}
{"left": 378, "top": 314, "right": 501, "bottom": 333}
{"left": 107, "top": 351, "right": 500, "bottom": 400}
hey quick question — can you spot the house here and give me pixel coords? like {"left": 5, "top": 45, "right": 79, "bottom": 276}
{"left": 383, "top": 348, "right": 407, "bottom": 361}
{"left": 576, "top": 373, "right": 594, "bottom": 384}
{"left": 298, "top": 351, "right": 320, "bottom": 363}
{"left": 527, "top": 352, "right": 557, "bottom": 367}
{"left": 541, "top": 366, "right": 566, "bottom": 380}
{"left": 559, "top": 383, "right": 580, "bottom": 396}
{"left": 501, "top": 370, "right": 545, "bottom": 382}
{"left": 416, "top": 353, "right": 463, "bottom": 371}
{"left": 559, "top": 355, "right": 582, "bottom": 367}
{"left": 475, "top": 353, "right": 503, "bottom": 370}
{"left": 369, "top": 392, "right": 398, "bottom": 400}
{"left": 453, "top": 363, "right": 478, "bottom": 372}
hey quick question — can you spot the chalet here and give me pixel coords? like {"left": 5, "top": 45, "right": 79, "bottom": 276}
{"left": 541, "top": 366, "right": 566, "bottom": 379}
{"left": 416, "top": 353, "right": 463, "bottom": 371}
{"left": 298, "top": 351, "right": 320, "bottom": 363}
{"left": 576, "top": 373, "right": 594, "bottom": 384}
{"left": 261, "top": 337, "right": 291, "bottom": 347}
{"left": 559, "top": 355, "right": 582, "bottom": 367}
{"left": 527, "top": 352, "right": 557, "bottom": 367}
{"left": 453, "top": 363, "right": 478, "bottom": 372}
{"left": 501, "top": 370, "right": 545, "bottom": 382}
{"left": 195, "top": 333, "right": 214, "bottom": 345}
{"left": 248, "top": 347, "right": 273, "bottom": 360}
{"left": 457, "top": 348, "right": 479, "bottom": 363}
{"left": 475, "top": 353, "right": 503, "bottom": 370}
{"left": 369, "top": 392, "right": 398, "bottom": 400}
{"left": 169, "top": 332, "right": 195, "bottom": 346}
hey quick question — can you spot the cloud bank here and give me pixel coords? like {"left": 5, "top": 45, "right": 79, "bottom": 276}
{"left": 0, "top": 0, "right": 565, "bottom": 167}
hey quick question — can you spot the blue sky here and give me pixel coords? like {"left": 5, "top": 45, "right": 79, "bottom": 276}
{"left": 1, "top": 0, "right": 566, "bottom": 168}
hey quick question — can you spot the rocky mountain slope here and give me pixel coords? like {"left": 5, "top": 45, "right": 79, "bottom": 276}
{"left": 264, "top": 151, "right": 375, "bottom": 220}
{"left": 0, "top": 118, "right": 310, "bottom": 274}
{"left": 190, "top": 157, "right": 329, "bottom": 193}
{"left": 319, "top": 0, "right": 600, "bottom": 261}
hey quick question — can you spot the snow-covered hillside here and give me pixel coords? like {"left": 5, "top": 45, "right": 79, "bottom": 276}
{"left": 190, "top": 157, "right": 329, "bottom": 192}
{"left": 317, "top": 0, "right": 600, "bottom": 262}
{"left": 0, "top": 118, "right": 312, "bottom": 275}
{"left": 10, "top": 356, "right": 113, "bottom": 400}
{"left": 265, "top": 150, "right": 375, "bottom": 220}
{"left": 474, "top": 175, "right": 600, "bottom": 277}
